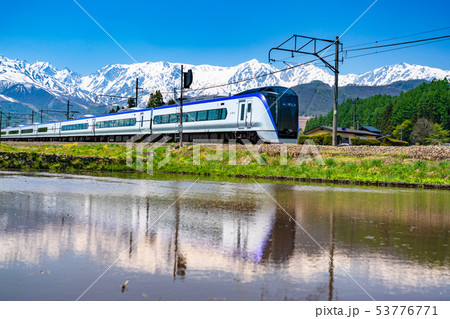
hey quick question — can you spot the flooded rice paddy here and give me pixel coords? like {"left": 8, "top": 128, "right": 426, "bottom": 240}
{"left": 0, "top": 171, "right": 448, "bottom": 300}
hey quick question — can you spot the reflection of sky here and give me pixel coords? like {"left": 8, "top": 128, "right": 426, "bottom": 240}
{"left": 0, "top": 171, "right": 449, "bottom": 300}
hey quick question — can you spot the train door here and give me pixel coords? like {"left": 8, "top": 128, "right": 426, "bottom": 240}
{"left": 245, "top": 101, "right": 252, "bottom": 128}
{"left": 149, "top": 109, "right": 153, "bottom": 134}
{"left": 92, "top": 118, "right": 96, "bottom": 137}
{"left": 54, "top": 123, "right": 59, "bottom": 137}
{"left": 238, "top": 100, "right": 246, "bottom": 129}
{"left": 139, "top": 112, "right": 145, "bottom": 132}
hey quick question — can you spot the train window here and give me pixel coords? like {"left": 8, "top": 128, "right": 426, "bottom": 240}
{"left": 240, "top": 104, "right": 245, "bottom": 120}
{"left": 9, "top": 130, "right": 19, "bottom": 135}
{"left": 247, "top": 103, "right": 252, "bottom": 112}
{"left": 187, "top": 112, "right": 197, "bottom": 122}
{"left": 207, "top": 109, "right": 219, "bottom": 120}
{"left": 1, "top": 131, "right": 5, "bottom": 135}
{"left": 96, "top": 118, "right": 137, "bottom": 128}
{"left": 62, "top": 123, "right": 89, "bottom": 131}
{"left": 141, "top": 116, "right": 144, "bottom": 127}
{"left": 154, "top": 108, "right": 227, "bottom": 124}
{"left": 197, "top": 110, "right": 207, "bottom": 121}
{"left": 38, "top": 127, "right": 48, "bottom": 133}
{"left": 21, "top": 129, "right": 33, "bottom": 134}
{"left": 219, "top": 108, "right": 227, "bottom": 119}
{"left": 169, "top": 114, "right": 179, "bottom": 123}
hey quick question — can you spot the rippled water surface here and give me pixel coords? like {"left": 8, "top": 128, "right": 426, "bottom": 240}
{"left": 0, "top": 171, "right": 448, "bottom": 301}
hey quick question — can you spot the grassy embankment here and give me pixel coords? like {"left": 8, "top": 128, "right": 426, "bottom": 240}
{"left": 0, "top": 142, "right": 449, "bottom": 186}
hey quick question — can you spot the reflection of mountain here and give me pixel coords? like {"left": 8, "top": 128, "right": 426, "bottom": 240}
{"left": 0, "top": 173, "right": 449, "bottom": 300}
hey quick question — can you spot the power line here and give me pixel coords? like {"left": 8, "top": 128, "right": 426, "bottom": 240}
{"left": 345, "top": 34, "right": 450, "bottom": 52}
{"left": 346, "top": 26, "right": 450, "bottom": 49}
{"left": 186, "top": 53, "right": 335, "bottom": 93}
{"left": 180, "top": 35, "right": 448, "bottom": 94}
{"left": 345, "top": 37, "right": 450, "bottom": 60}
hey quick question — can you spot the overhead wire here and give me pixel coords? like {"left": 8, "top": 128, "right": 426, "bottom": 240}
{"left": 344, "top": 35, "right": 450, "bottom": 52}
{"left": 345, "top": 37, "right": 450, "bottom": 59}
{"left": 185, "top": 53, "right": 335, "bottom": 93}
{"left": 345, "top": 26, "right": 450, "bottom": 49}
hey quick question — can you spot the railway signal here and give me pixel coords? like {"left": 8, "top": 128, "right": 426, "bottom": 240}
{"left": 179, "top": 66, "right": 193, "bottom": 147}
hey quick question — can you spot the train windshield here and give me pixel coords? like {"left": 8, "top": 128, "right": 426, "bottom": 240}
{"left": 247, "top": 86, "right": 298, "bottom": 139}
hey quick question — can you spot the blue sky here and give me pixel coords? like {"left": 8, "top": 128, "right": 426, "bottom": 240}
{"left": 1, "top": 0, "right": 449, "bottom": 75}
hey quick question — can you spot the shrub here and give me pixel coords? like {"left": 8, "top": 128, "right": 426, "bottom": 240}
{"left": 298, "top": 133, "right": 340, "bottom": 145}
{"left": 351, "top": 138, "right": 381, "bottom": 146}
{"left": 298, "top": 135, "right": 312, "bottom": 144}
{"left": 381, "top": 137, "right": 409, "bottom": 146}
{"left": 324, "top": 158, "right": 337, "bottom": 167}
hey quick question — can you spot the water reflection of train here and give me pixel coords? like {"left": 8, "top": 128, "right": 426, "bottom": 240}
{"left": 0, "top": 177, "right": 297, "bottom": 277}
{"left": 2, "top": 175, "right": 448, "bottom": 300}
{"left": 1, "top": 86, "right": 299, "bottom": 143}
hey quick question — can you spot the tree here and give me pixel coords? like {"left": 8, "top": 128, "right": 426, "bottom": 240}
{"left": 392, "top": 119, "right": 413, "bottom": 142}
{"left": 167, "top": 98, "right": 176, "bottom": 105}
{"left": 410, "top": 118, "right": 433, "bottom": 145}
{"left": 425, "top": 123, "right": 450, "bottom": 145}
{"left": 147, "top": 90, "right": 165, "bottom": 108}
{"left": 376, "top": 103, "right": 394, "bottom": 135}
{"left": 127, "top": 98, "right": 136, "bottom": 108}
{"left": 109, "top": 105, "right": 119, "bottom": 114}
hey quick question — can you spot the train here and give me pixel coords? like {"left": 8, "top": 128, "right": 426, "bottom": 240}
{"left": 0, "top": 86, "right": 299, "bottom": 144}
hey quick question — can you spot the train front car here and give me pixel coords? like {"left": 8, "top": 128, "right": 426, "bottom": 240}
{"left": 238, "top": 86, "right": 299, "bottom": 143}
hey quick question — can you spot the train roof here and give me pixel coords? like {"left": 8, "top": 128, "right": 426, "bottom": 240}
{"left": 235, "top": 86, "right": 297, "bottom": 97}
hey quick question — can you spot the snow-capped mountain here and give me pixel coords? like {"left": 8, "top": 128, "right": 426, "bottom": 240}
{"left": 341, "top": 62, "right": 450, "bottom": 86}
{"left": 1, "top": 55, "right": 449, "bottom": 117}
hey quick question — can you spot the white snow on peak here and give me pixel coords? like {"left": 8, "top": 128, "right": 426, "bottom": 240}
{"left": 1, "top": 55, "right": 449, "bottom": 108}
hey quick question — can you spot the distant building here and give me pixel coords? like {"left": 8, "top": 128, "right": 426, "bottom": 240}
{"left": 298, "top": 116, "right": 313, "bottom": 130}
{"left": 303, "top": 126, "right": 381, "bottom": 144}
{"left": 360, "top": 125, "right": 382, "bottom": 135}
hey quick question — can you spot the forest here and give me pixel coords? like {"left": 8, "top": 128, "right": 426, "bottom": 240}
{"left": 304, "top": 79, "right": 450, "bottom": 144}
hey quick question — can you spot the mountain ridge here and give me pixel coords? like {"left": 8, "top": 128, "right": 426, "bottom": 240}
{"left": 0, "top": 55, "right": 449, "bottom": 121}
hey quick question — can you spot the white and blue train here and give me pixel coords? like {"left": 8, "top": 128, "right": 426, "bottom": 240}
{"left": 0, "top": 86, "right": 299, "bottom": 143}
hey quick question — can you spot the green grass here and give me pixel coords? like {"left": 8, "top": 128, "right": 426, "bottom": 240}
{"left": 1, "top": 143, "right": 449, "bottom": 185}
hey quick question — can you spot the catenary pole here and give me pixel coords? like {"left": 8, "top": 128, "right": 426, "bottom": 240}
{"left": 332, "top": 36, "right": 339, "bottom": 146}
{"left": 0, "top": 111, "right": 2, "bottom": 144}
{"left": 180, "top": 65, "right": 183, "bottom": 147}
{"left": 135, "top": 78, "right": 139, "bottom": 108}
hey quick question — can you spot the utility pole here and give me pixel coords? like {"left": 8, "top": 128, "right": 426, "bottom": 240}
{"left": 135, "top": 78, "right": 143, "bottom": 108}
{"left": 0, "top": 111, "right": 3, "bottom": 144}
{"left": 353, "top": 97, "right": 358, "bottom": 129}
{"left": 31, "top": 110, "right": 34, "bottom": 123}
{"left": 136, "top": 78, "right": 139, "bottom": 108}
{"left": 268, "top": 35, "right": 342, "bottom": 145}
{"left": 67, "top": 100, "right": 70, "bottom": 120}
{"left": 332, "top": 36, "right": 340, "bottom": 146}
{"left": 180, "top": 65, "right": 184, "bottom": 147}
